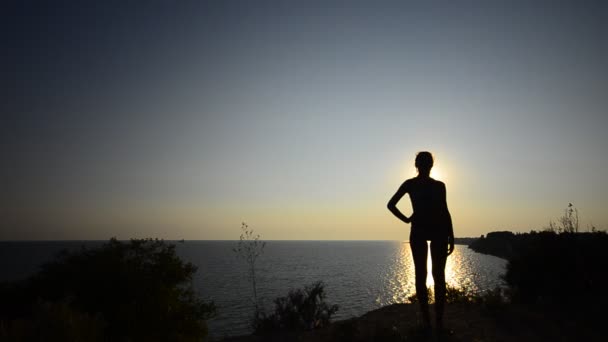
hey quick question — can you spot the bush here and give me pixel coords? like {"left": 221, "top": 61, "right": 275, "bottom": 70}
{"left": 254, "top": 281, "right": 339, "bottom": 334}
{"left": 503, "top": 231, "right": 608, "bottom": 318}
{"left": 478, "top": 287, "right": 508, "bottom": 311}
{"left": 0, "top": 238, "right": 216, "bottom": 341}
{"left": 445, "top": 285, "right": 475, "bottom": 304}
{"left": 406, "top": 287, "right": 432, "bottom": 304}
{"left": 0, "top": 299, "right": 105, "bottom": 342}
{"left": 406, "top": 285, "right": 470, "bottom": 304}
{"left": 406, "top": 285, "right": 507, "bottom": 308}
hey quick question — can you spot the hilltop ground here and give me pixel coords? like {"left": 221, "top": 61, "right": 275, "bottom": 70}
{"left": 220, "top": 302, "right": 602, "bottom": 342}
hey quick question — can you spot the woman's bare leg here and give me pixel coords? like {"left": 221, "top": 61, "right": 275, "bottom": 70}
{"left": 410, "top": 238, "right": 430, "bottom": 327}
{"left": 430, "top": 239, "right": 448, "bottom": 328}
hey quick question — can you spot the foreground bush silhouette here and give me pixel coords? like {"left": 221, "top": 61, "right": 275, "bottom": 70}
{"left": 0, "top": 238, "right": 216, "bottom": 341}
{"left": 0, "top": 299, "right": 106, "bottom": 342}
{"left": 253, "top": 281, "right": 338, "bottom": 334}
{"left": 504, "top": 231, "right": 608, "bottom": 314}
{"left": 471, "top": 225, "right": 608, "bottom": 322}
{"left": 407, "top": 284, "right": 507, "bottom": 309}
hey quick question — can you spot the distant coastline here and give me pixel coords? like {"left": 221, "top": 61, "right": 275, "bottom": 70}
{"left": 453, "top": 237, "right": 478, "bottom": 245}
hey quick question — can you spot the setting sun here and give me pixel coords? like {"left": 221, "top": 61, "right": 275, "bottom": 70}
{"left": 431, "top": 167, "right": 444, "bottom": 181}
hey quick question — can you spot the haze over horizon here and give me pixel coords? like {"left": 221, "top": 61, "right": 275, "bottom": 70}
{"left": 3, "top": 1, "right": 607, "bottom": 240}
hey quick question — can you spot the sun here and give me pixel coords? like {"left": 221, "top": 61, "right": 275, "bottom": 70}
{"left": 430, "top": 167, "right": 444, "bottom": 180}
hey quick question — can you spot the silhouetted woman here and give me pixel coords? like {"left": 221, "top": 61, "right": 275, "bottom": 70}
{"left": 387, "top": 151, "right": 454, "bottom": 330}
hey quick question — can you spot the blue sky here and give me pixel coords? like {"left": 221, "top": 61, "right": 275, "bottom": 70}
{"left": 3, "top": 1, "right": 607, "bottom": 239}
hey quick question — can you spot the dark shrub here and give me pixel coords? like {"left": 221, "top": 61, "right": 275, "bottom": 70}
{"left": 445, "top": 285, "right": 475, "bottom": 304}
{"left": 503, "top": 231, "right": 608, "bottom": 318}
{"left": 0, "top": 238, "right": 216, "bottom": 341}
{"left": 0, "top": 299, "right": 105, "bottom": 342}
{"left": 254, "top": 281, "right": 338, "bottom": 334}
{"left": 407, "top": 285, "right": 504, "bottom": 306}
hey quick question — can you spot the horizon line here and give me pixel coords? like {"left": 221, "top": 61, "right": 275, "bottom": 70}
{"left": 0, "top": 238, "right": 481, "bottom": 243}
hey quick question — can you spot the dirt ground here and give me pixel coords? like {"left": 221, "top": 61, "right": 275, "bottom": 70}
{"left": 220, "top": 302, "right": 603, "bottom": 342}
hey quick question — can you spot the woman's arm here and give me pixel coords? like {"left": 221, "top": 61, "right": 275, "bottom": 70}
{"left": 441, "top": 182, "right": 455, "bottom": 255}
{"left": 387, "top": 182, "right": 411, "bottom": 224}
{"left": 446, "top": 211, "right": 455, "bottom": 255}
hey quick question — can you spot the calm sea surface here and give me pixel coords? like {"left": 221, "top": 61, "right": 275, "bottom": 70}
{"left": 0, "top": 241, "right": 506, "bottom": 338}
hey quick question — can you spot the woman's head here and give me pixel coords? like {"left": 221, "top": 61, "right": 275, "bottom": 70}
{"left": 415, "top": 151, "right": 434, "bottom": 175}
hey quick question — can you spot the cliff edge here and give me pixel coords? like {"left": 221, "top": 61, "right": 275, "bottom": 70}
{"left": 220, "top": 301, "right": 601, "bottom": 342}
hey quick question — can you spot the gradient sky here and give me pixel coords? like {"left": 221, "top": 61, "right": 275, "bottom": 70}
{"left": 3, "top": 1, "right": 607, "bottom": 240}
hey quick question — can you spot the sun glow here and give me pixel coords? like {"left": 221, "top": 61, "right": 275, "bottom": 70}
{"left": 430, "top": 167, "right": 444, "bottom": 181}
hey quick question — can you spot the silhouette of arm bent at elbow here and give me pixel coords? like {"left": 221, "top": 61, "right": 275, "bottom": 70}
{"left": 387, "top": 181, "right": 411, "bottom": 224}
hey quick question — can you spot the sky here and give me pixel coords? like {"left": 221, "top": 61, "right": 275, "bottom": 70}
{"left": 2, "top": 1, "right": 607, "bottom": 240}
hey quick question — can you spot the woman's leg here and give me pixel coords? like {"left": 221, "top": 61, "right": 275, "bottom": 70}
{"left": 430, "top": 238, "right": 449, "bottom": 328}
{"left": 410, "top": 237, "right": 430, "bottom": 326}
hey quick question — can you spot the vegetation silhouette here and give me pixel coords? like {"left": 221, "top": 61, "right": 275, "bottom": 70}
{"left": 232, "top": 223, "right": 339, "bottom": 336}
{"left": 469, "top": 204, "right": 608, "bottom": 323}
{"left": 233, "top": 222, "right": 266, "bottom": 328}
{"left": 0, "top": 238, "right": 216, "bottom": 341}
{"left": 387, "top": 151, "right": 454, "bottom": 330}
{"left": 253, "top": 281, "right": 339, "bottom": 335}
{"left": 503, "top": 230, "right": 607, "bottom": 310}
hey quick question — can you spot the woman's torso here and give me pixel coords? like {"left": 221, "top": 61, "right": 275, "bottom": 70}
{"left": 406, "top": 177, "right": 450, "bottom": 241}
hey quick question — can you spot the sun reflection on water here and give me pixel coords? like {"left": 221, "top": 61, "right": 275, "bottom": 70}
{"left": 382, "top": 242, "right": 505, "bottom": 306}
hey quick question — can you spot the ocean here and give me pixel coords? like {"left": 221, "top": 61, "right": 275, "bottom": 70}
{"left": 0, "top": 240, "right": 506, "bottom": 338}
